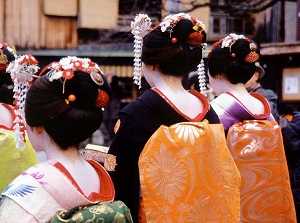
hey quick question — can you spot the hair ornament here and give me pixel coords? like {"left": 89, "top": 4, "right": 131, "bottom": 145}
{"left": 46, "top": 56, "right": 102, "bottom": 93}
{"left": 160, "top": 13, "right": 205, "bottom": 34}
{"left": 221, "top": 33, "right": 260, "bottom": 63}
{"left": 244, "top": 42, "right": 259, "bottom": 63}
{"left": 95, "top": 89, "right": 110, "bottom": 108}
{"left": 0, "top": 42, "right": 16, "bottom": 72}
{"left": 249, "top": 42, "right": 257, "bottom": 51}
{"left": 197, "top": 59, "right": 208, "bottom": 97}
{"left": 68, "top": 94, "right": 76, "bottom": 102}
{"left": 90, "top": 71, "right": 104, "bottom": 86}
{"left": 6, "top": 54, "right": 40, "bottom": 151}
{"left": 65, "top": 94, "right": 76, "bottom": 105}
{"left": 131, "top": 14, "right": 152, "bottom": 89}
{"left": 187, "top": 32, "right": 205, "bottom": 45}
{"left": 44, "top": 56, "right": 110, "bottom": 108}
{"left": 244, "top": 52, "right": 259, "bottom": 63}
{"left": 221, "top": 33, "right": 246, "bottom": 51}
{"left": 47, "top": 56, "right": 101, "bottom": 81}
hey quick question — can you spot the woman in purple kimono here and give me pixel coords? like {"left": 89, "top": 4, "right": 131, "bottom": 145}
{"left": 207, "top": 33, "right": 274, "bottom": 131}
{"left": 207, "top": 34, "right": 297, "bottom": 222}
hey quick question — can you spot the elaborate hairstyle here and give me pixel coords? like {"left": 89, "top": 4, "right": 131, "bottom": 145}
{"left": 131, "top": 13, "right": 208, "bottom": 95}
{"left": 208, "top": 33, "right": 260, "bottom": 84}
{"left": 25, "top": 56, "right": 111, "bottom": 150}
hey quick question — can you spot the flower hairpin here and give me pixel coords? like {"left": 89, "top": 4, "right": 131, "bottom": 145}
{"left": 47, "top": 56, "right": 101, "bottom": 92}
{"left": 47, "top": 56, "right": 101, "bottom": 82}
{"left": 221, "top": 33, "right": 246, "bottom": 51}
{"left": 6, "top": 54, "right": 40, "bottom": 151}
{"left": 131, "top": 14, "right": 152, "bottom": 89}
{"left": 46, "top": 56, "right": 110, "bottom": 108}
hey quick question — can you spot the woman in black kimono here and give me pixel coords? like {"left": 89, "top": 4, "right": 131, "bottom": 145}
{"left": 107, "top": 13, "right": 220, "bottom": 222}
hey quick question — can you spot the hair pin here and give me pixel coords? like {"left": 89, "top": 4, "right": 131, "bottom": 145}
{"left": 131, "top": 14, "right": 152, "bottom": 89}
{"left": 6, "top": 54, "right": 40, "bottom": 151}
{"left": 171, "top": 37, "right": 177, "bottom": 43}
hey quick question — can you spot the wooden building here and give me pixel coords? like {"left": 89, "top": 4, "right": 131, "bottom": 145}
{"left": 1, "top": 0, "right": 299, "bottom": 112}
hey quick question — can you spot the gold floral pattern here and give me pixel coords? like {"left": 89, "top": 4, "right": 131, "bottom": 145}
{"left": 172, "top": 122, "right": 204, "bottom": 145}
{"left": 188, "top": 192, "right": 221, "bottom": 222}
{"left": 146, "top": 144, "right": 187, "bottom": 204}
{"left": 139, "top": 122, "right": 240, "bottom": 222}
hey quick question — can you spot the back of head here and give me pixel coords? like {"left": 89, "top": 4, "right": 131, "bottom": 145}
{"left": 208, "top": 33, "right": 259, "bottom": 84}
{"left": 25, "top": 57, "right": 111, "bottom": 150}
{"left": 131, "top": 13, "right": 207, "bottom": 88}
{"left": 141, "top": 14, "right": 206, "bottom": 76}
{"left": 0, "top": 42, "right": 16, "bottom": 104}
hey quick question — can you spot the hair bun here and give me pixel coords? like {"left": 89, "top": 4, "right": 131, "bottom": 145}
{"left": 170, "top": 17, "right": 206, "bottom": 46}
{"left": 231, "top": 39, "right": 260, "bottom": 63}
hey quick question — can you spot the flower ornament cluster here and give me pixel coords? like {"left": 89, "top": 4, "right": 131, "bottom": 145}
{"left": 160, "top": 12, "right": 206, "bottom": 34}
{"left": 47, "top": 56, "right": 101, "bottom": 93}
{"left": 47, "top": 56, "right": 101, "bottom": 83}
{"left": 221, "top": 33, "right": 246, "bottom": 50}
{"left": 6, "top": 54, "right": 39, "bottom": 151}
{"left": 131, "top": 14, "right": 152, "bottom": 89}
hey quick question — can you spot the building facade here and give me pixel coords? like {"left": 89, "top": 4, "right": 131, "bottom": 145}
{"left": 1, "top": 0, "right": 299, "bottom": 112}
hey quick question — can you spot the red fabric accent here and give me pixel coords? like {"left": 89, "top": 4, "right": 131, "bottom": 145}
{"left": 52, "top": 160, "right": 114, "bottom": 202}
{"left": 0, "top": 103, "right": 16, "bottom": 130}
{"left": 151, "top": 87, "right": 210, "bottom": 122}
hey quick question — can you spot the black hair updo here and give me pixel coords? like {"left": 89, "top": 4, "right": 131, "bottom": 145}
{"left": 208, "top": 36, "right": 260, "bottom": 84}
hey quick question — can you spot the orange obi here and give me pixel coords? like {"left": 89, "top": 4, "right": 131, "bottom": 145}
{"left": 139, "top": 122, "right": 241, "bottom": 222}
{"left": 227, "top": 120, "right": 296, "bottom": 222}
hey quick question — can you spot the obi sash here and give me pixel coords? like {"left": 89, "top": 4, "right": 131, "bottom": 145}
{"left": 227, "top": 120, "right": 297, "bottom": 222}
{"left": 139, "top": 121, "right": 241, "bottom": 222}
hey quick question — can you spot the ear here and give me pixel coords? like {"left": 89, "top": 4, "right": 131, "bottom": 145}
{"left": 144, "top": 64, "right": 156, "bottom": 71}
{"left": 32, "top": 126, "right": 45, "bottom": 135}
{"left": 254, "top": 72, "right": 260, "bottom": 81}
{"left": 215, "top": 74, "right": 224, "bottom": 81}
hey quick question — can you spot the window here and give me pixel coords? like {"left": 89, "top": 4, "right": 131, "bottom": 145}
{"left": 210, "top": 13, "right": 229, "bottom": 35}
{"left": 210, "top": 13, "right": 253, "bottom": 36}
